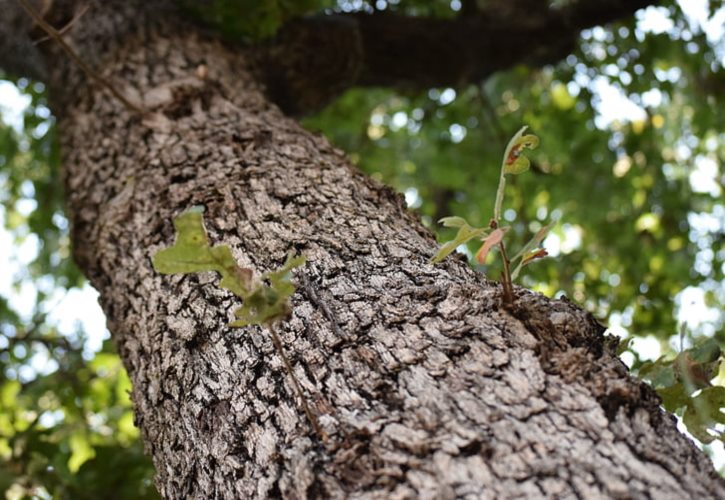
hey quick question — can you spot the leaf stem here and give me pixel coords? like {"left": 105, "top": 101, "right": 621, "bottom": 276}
{"left": 498, "top": 240, "right": 514, "bottom": 308}
{"left": 493, "top": 169, "right": 506, "bottom": 223}
{"left": 267, "top": 322, "right": 328, "bottom": 442}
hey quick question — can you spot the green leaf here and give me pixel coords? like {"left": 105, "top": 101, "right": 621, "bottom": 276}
{"left": 682, "top": 386, "right": 725, "bottom": 444}
{"left": 512, "top": 220, "right": 556, "bottom": 263}
{"left": 641, "top": 345, "right": 723, "bottom": 441}
{"left": 230, "top": 253, "right": 306, "bottom": 327}
{"left": 179, "top": 0, "right": 332, "bottom": 41}
{"left": 520, "top": 248, "right": 548, "bottom": 266}
{"left": 430, "top": 241, "right": 460, "bottom": 263}
{"left": 265, "top": 253, "right": 306, "bottom": 295}
{"left": 68, "top": 432, "right": 95, "bottom": 473}
{"left": 502, "top": 126, "right": 539, "bottom": 175}
{"left": 430, "top": 219, "right": 489, "bottom": 263}
{"left": 688, "top": 338, "right": 722, "bottom": 365}
{"left": 153, "top": 210, "right": 305, "bottom": 326}
{"left": 231, "top": 287, "right": 286, "bottom": 327}
{"left": 494, "top": 125, "right": 540, "bottom": 221}
{"left": 438, "top": 216, "right": 469, "bottom": 228}
{"left": 152, "top": 207, "right": 252, "bottom": 298}
{"left": 673, "top": 339, "right": 722, "bottom": 393}
{"left": 639, "top": 357, "right": 677, "bottom": 389}
{"left": 656, "top": 382, "right": 690, "bottom": 412}
{"left": 615, "top": 336, "right": 634, "bottom": 357}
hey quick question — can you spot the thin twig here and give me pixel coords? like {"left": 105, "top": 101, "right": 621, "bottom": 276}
{"left": 498, "top": 240, "right": 514, "bottom": 308}
{"left": 300, "top": 274, "right": 348, "bottom": 342}
{"left": 17, "top": 0, "right": 144, "bottom": 113}
{"left": 267, "top": 322, "right": 328, "bottom": 442}
{"left": 33, "top": 3, "right": 90, "bottom": 44}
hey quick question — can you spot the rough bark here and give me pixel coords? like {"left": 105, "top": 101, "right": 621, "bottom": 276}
{"left": 9, "top": 1, "right": 725, "bottom": 499}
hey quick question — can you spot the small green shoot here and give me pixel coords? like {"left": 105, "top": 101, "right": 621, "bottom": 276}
{"left": 152, "top": 207, "right": 303, "bottom": 324}
{"left": 430, "top": 126, "right": 553, "bottom": 308}
{"left": 152, "top": 207, "right": 326, "bottom": 441}
{"left": 494, "top": 127, "right": 540, "bottom": 222}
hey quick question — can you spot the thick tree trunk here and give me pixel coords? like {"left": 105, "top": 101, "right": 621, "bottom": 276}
{"left": 29, "top": 4, "right": 725, "bottom": 499}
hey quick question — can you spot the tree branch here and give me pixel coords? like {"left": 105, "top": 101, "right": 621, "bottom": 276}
{"left": 261, "top": 0, "right": 659, "bottom": 115}
{"left": 16, "top": 0, "right": 144, "bottom": 113}
{"left": 0, "top": 0, "right": 46, "bottom": 80}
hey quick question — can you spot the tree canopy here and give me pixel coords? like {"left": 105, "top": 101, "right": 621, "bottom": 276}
{"left": 0, "top": 0, "right": 723, "bottom": 496}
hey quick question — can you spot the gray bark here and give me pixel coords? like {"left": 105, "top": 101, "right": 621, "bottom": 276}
{"left": 9, "top": 1, "right": 725, "bottom": 498}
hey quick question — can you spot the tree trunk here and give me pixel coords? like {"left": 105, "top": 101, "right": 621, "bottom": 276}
{"left": 31, "top": 4, "right": 725, "bottom": 499}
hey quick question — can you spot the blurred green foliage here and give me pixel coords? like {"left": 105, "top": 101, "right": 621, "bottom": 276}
{"left": 0, "top": 78, "right": 157, "bottom": 498}
{"left": 639, "top": 336, "right": 724, "bottom": 443}
{"left": 180, "top": 0, "right": 335, "bottom": 40}
{"left": 1, "top": 0, "right": 723, "bottom": 496}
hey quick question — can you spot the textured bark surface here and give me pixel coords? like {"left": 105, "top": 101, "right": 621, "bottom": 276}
{"left": 27, "top": 3, "right": 725, "bottom": 499}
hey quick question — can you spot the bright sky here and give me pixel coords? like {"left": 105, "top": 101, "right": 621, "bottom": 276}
{"left": 0, "top": 84, "right": 108, "bottom": 358}
{"left": 1, "top": 0, "right": 723, "bottom": 466}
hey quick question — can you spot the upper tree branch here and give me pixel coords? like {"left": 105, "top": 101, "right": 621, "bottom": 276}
{"left": 260, "top": 0, "right": 659, "bottom": 115}
{"left": 0, "top": 0, "right": 46, "bottom": 80}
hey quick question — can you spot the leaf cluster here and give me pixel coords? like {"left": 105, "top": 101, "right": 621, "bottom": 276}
{"left": 639, "top": 338, "right": 724, "bottom": 444}
{"left": 151, "top": 207, "right": 305, "bottom": 327}
{"left": 180, "top": 0, "right": 335, "bottom": 41}
{"left": 306, "top": 0, "right": 723, "bottom": 348}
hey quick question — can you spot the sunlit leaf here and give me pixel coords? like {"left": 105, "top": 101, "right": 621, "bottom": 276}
{"left": 502, "top": 126, "right": 539, "bottom": 175}
{"left": 68, "top": 432, "right": 95, "bottom": 473}
{"left": 152, "top": 207, "right": 253, "bottom": 298}
{"left": 430, "top": 218, "right": 489, "bottom": 263}
{"left": 153, "top": 209, "right": 305, "bottom": 327}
